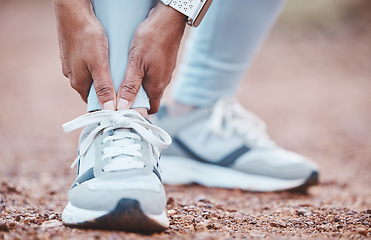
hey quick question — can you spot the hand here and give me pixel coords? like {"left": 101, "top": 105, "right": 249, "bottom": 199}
{"left": 53, "top": 0, "right": 116, "bottom": 110}
{"left": 117, "top": 3, "right": 187, "bottom": 114}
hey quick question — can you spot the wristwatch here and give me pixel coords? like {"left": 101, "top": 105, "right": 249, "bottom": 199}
{"left": 160, "top": 0, "right": 212, "bottom": 27}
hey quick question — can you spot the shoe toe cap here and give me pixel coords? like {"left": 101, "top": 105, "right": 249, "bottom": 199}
{"left": 232, "top": 148, "right": 319, "bottom": 180}
{"left": 68, "top": 173, "right": 166, "bottom": 216}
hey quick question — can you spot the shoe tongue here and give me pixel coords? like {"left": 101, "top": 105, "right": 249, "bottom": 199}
{"left": 104, "top": 127, "right": 145, "bottom": 172}
{"left": 107, "top": 110, "right": 145, "bottom": 160}
{"left": 110, "top": 128, "right": 138, "bottom": 146}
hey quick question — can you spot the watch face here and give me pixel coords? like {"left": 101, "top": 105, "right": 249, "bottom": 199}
{"left": 161, "top": 0, "right": 172, "bottom": 5}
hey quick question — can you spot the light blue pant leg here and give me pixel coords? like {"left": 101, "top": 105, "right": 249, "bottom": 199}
{"left": 171, "top": 0, "right": 286, "bottom": 107}
{"left": 87, "top": 0, "right": 156, "bottom": 112}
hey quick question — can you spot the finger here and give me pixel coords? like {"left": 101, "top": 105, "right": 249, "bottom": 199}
{"left": 148, "top": 97, "right": 161, "bottom": 114}
{"left": 142, "top": 69, "right": 168, "bottom": 114}
{"left": 117, "top": 54, "right": 144, "bottom": 110}
{"left": 70, "top": 63, "right": 92, "bottom": 103}
{"left": 87, "top": 54, "right": 116, "bottom": 110}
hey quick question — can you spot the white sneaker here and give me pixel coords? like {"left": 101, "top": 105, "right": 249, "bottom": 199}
{"left": 153, "top": 97, "right": 319, "bottom": 192}
{"left": 61, "top": 110, "right": 171, "bottom": 232}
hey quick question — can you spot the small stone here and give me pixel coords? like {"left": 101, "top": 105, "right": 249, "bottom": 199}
{"left": 15, "top": 215, "right": 21, "bottom": 222}
{"left": 367, "top": 209, "right": 371, "bottom": 214}
{"left": 170, "top": 225, "right": 179, "bottom": 231}
{"left": 270, "top": 220, "right": 287, "bottom": 228}
{"left": 299, "top": 203, "right": 313, "bottom": 207}
{"left": 182, "top": 215, "right": 193, "bottom": 222}
{"left": 204, "top": 203, "right": 214, "bottom": 209}
{"left": 297, "top": 208, "right": 312, "bottom": 217}
{"left": 183, "top": 224, "right": 193, "bottom": 230}
{"left": 212, "top": 222, "right": 222, "bottom": 229}
{"left": 6, "top": 185, "right": 17, "bottom": 193}
{"left": 172, "top": 214, "right": 182, "bottom": 220}
{"left": 167, "top": 197, "right": 174, "bottom": 206}
{"left": 306, "top": 221, "right": 314, "bottom": 226}
{"left": 0, "top": 222, "right": 9, "bottom": 232}
{"left": 48, "top": 214, "right": 56, "bottom": 220}
{"left": 41, "top": 220, "right": 63, "bottom": 229}
{"left": 197, "top": 198, "right": 210, "bottom": 203}
{"left": 356, "top": 226, "right": 368, "bottom": 236}
{"left": 195, "top": 221, "right": 209, "bottom": 231}
{"left": 216, "top": 204, "right": 224, "bottom": 210}
{"left": 249, "top": 219, "right": 257, "bottom": 225}
{"left": 8, "top": 222, "right": 16, "bottom": 229}
{"left": 235, "top": 217, "right": 243, "bottom": 224}
{"left": 193, "top": 216, "right": 203, "bottom": 223}
{"left": 167, "top": 210, "right": 176, "bottom": 216}
{"left": 336, "top": 223, "right": 344, "bottom": 229}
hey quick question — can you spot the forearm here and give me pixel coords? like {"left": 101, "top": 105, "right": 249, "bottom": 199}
{"left": 53, "top": 0, "right": 97, "bottom": 35}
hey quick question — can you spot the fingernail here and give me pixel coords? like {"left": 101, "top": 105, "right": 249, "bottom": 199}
{"left": 117, "top": 98, "right": 129, "bottom": 110}
{"left": 103, "top": 100, "right": 115, "bottom": 110}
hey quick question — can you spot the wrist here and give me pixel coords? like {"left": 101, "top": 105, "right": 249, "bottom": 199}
{"left": 53, "top": 0, "right": 94, "bottom": 21}
{"left": 151, "top": 2, "right": 188, "bottom": 28}
{"left": 53, "top": 0, "right": 91, "bottom": 8}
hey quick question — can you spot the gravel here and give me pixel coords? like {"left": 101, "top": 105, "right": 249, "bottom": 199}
{"left": 0, "top": 1, "right": 370, "bottom": 239}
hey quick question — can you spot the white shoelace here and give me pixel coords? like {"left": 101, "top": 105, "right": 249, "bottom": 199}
{"left": 207, "top": 97, "right": 275, "bottom": 148}
{"left": 63, "top": 110, "right": 172, "bottom": 172}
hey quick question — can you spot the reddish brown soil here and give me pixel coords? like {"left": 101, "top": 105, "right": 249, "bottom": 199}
{"left": 0, "top": 1, "right": 370, "bottom": 239}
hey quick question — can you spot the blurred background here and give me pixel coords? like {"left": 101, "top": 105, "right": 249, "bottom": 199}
{"left": 0, "top": 0, "right": 370, "bottom": 238}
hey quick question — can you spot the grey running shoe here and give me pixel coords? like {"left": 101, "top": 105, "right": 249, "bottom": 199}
{"left": 153, "top": 97, "right": 319, "bottom": 192}
{"left": 61, "top": 110, "right": 171, "bottom": 232}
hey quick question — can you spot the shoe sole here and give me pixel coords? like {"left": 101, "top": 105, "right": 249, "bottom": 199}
{"left": 62, "top": 198, "right": 169, "bottom": 232}
{"left": 160, "top": 156, "right": 318, "bottom": 192}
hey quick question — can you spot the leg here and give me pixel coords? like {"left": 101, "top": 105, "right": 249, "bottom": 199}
{"left": 154, "top": 0, "right": 319, "bottom": 192}
{"left": 62, "top": 0, "right": 171, "bottom": 231}
{"left": 171, "top": 0, "right": 286, "bottom": 107}
{"left": 87, "top": 0, "right": 157, "bottom": 112}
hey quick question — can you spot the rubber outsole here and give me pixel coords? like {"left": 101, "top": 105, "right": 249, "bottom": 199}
{"left": 160, "top": 156, "right": 319, "bottom": 192}
{"left": 288, "top": 171, "right": 319, "bottom": 193}
{"left": 63, "top": 199, "right": 168, "bottom": 232}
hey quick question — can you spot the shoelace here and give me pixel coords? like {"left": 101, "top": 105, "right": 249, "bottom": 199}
{"left": 63, "top": 110, "right": 172, "bottom": 172}
{"left": 207, "top": 97, "right": 275, "bottom": 148}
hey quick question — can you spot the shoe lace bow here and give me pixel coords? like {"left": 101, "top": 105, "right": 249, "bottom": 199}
{"left": 208, "top": 97, "right": 275, "bottom": 147}
{"left": 62, "top": 110, "right": 172, "bottom": 172}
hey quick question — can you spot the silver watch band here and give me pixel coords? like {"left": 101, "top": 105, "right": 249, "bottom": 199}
{"left": 161, "top": 0, "right": 212, "bottom": 27}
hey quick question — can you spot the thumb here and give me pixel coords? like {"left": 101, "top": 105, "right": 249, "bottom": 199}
{"left": 117, "top": 57, "right": 144, "bottom": 110}
{"left": 89, "top": 57, "right": 116, "bottom": 110}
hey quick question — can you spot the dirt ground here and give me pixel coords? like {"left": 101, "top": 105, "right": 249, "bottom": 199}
{"left": 0, "top": 1, "right": 370, "bottom": 239}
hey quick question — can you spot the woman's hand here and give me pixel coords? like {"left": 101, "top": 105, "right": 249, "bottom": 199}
{"left": 53, "top": 0, "right": 116, "bottom": 110}
{"left": 117, "top": 3, "right": 187, "bottom": 113}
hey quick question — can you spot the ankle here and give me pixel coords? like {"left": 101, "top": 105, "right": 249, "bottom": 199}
{"left": 132, "top": 108, "right": 149, "bottom": 118}
{"left": 167, "top": 101, "right": 195, "bottom": 117}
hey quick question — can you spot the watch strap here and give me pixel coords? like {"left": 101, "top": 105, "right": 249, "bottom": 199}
{"left": 161, "top": 0, "right": 211, "bottom": 27}
{"left": 168, "top": 0, "right": 199, "bottom": 19}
